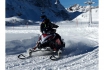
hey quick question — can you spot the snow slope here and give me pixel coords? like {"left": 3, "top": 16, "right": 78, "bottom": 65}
{"left": 5, "top": 21, "right": 98, "bottom": 70}
{"left": 72, "top": 8, "right": 99, "bottom": 22}
{"left": 66, "top": 4, "right": 98, "bottom": 12}
{"left": 6, "top": 47, "right": 98, "bottom": 70}
{"left": 5, "top": 8, "right": 98, "bottom": 70}
{"left": 6, "top": 0, "right": 70, "bottom": 23}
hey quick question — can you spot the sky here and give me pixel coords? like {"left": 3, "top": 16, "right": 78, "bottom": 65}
{"left": 60, "top": 0, "right": 99, "bottom": 8}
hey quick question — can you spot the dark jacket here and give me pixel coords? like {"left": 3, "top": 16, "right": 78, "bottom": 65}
{"left": 40, "top": 18, "right": 59, "bottom": 33}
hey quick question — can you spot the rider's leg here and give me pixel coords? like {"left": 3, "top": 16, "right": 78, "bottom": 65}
{"left": 54, "top": 33, "right": 63, "bottom": 44}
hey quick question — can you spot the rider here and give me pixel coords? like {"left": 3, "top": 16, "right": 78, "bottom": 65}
{"left": 40, "top": 15, "right": 58, "bottom": 34}
{"left": 34, "top": 15, "right": 63, "bottom": 51}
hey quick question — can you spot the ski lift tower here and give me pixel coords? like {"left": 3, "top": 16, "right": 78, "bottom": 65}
{"left": 84, "top": 0, "right": 95, "bottom": 26}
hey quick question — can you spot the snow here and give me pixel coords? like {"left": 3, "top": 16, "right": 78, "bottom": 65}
{"left": 73, "top": 8, "right": 99, "bottom": 22}
{"left": 6, "top": 48, "right": 98, "bottom": 70}
{"left": 5, "top": 22, "right": 98, "bottom": 70}
{"left": 5, "top": 7, "right": 98, "bottom": 70}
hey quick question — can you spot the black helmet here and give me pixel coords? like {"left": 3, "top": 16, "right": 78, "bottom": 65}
{"left": 40, "top": 15, "right": 47, "bottom": 19}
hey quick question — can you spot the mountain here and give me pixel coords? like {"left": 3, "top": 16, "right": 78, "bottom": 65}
{"left": 66, "top": 4, "right": 98, "bottom": 12}
{"left": 72, "top": 8, "right": 99, "bottom": 22}
{"left": 6, "top": 1, "right": 98, "bottom": 26}
{"left": 6, "top": 0, "right": 70, "bottom": 22}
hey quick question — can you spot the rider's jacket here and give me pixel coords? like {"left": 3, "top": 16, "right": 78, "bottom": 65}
{"left": 40, "top": 18, "right": 59, "bottom": 34}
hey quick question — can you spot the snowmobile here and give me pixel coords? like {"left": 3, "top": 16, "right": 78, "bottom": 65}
{"left": 18, "top": 29, "right": 65, "bottom": 60}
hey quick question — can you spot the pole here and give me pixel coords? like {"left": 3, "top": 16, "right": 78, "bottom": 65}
{"left": 89, "top": 3, "right": 92, "bottom": 26}
{"left": 27, "top": 22, "right": 28, "bottom": 28}
{"left": 76, "top": 18, "right": 78, "bottom": 26}
{"left": 84, "top": 0, "right": 95, "bottom": 26}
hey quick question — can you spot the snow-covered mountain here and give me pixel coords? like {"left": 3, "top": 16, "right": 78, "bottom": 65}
{"left": 6, "top": 0, "right": 70, "bottom": 22}
{"left": 72, "top": 8, "right": 99, "bottom": 22}
{"left": 6, "top": 0, "right": 87, "bottom": 26}
{"left": 66, "top": 4, "right": 98, "bottom": 12}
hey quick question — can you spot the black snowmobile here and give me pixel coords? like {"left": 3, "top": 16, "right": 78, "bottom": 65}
{"left": 18, "top": 25, "right": 65, "bottom": 60}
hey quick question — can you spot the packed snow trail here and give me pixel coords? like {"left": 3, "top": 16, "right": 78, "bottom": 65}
{"left": 6, "top": 47, "right": 98, "bottom": 70}
{"left": 6, "top": 21, "right": 98, "bottom": 70}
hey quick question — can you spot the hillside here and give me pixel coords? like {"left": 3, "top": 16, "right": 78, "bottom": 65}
{"left": 72, "top": 8, "right": 99, "bottom": 22}
{"left": 66, "top": 4, "right": 98, "bottom": 12}
{"left": 6, "top": 0, "right": 70, "bottom": 22}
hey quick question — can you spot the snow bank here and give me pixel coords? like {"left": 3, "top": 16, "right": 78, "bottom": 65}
{"left": 6, "top": 16, "right": 40, "bottom": 26}
{"left": 6, "top": 36, "right": 39, "bottom": 55}
{"left": 73, "top": 8, "right": 99, "bottom": 22}
{"left": 6, "top": 34, "right": 98, "bottom": 56}
{"left": 6, "top": 25, "right": 98, "bottom": 57}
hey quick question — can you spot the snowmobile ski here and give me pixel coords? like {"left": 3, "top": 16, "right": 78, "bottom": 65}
{"left": 50, "top": 49, "right": 62, "bottom": 60}
{"left": 18, "top": 54, "right": 31, "bottom": 59}
{"left": 50, "top": 55, "right": 61, "bottom": 60}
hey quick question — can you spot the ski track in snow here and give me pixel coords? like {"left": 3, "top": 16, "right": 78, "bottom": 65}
{"left": 6, "top": 48, "right": 98, "bottom": 70}
{"left": 6, "top": 21, "right": 98, "bottom": 70}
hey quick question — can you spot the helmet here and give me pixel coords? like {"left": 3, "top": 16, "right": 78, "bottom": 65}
{"left": 40, "top": 15, "right": 47, "bottom": 19}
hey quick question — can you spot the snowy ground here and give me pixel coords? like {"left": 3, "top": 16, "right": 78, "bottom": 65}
{"left": 5, "top": 8, "right": 99, "bottom": 70}
{"left": 5, "top": 21, "right": 98, "bottom": 70}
